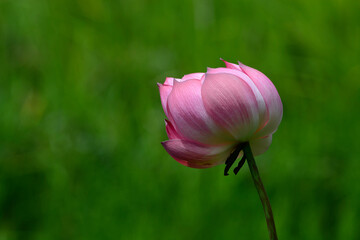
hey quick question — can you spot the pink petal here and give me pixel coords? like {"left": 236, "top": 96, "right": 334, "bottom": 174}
{"left": 163, "top": 73, "right": 205, "bottom": 86}
{"left": 201, "top": 73, "right": 261, "bottom": 142}
{"left": 165, "top": 119, "right": 182, "bottom": 139}
{"left": 158, "top": 83, "right": 173, "bottom": 118}
{"left": 249, "top": 135, "right": 272, "bottom": 156}
{"left": 206, "top": 67, "right": 267, "bottom": 128}
{"left": 162, "top": 139, "right": 234, "bottom": 168}
{"left": 182, "top": 73, "right": 205, "bottom": 81}
{"left": 167, "top": 79, "right": 232, "bottom": 144}
{"left": 220, "top": 58, "right": 241, "bottom": 70}
{"left": 164, "top": 77, "right": 175, "bottom": 85}
{"left": 239, "top": 63, "right": 283, "bottom": 137}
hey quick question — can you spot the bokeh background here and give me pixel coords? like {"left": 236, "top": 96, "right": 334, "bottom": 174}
{"left": 1, "top": 0, "right": 360, "bottom": 239}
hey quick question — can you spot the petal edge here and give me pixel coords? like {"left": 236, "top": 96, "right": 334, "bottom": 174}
{"left": 162, "top": 139, "right": 234, "bottom": 168}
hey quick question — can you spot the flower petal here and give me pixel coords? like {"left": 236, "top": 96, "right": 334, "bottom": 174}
{"left": 202, "top": 73, "right": 261, "bottom": 141}
{"left": 162, "top": 139, "right": 234, "bottom": 168}
{"left": 158, "top": 83, "right": 173, "bottom": 118}
{"left": 164, "top": 77, "right": 175, "bottom": 85}
{"left": 250, "top": 135, "right": 272, "bottom": 156}
{"left": 220, "top": 58, "right": 241, "bottom": 70}
{"left": 165, "top": 119, "right": 182, "bottom": 139}
{"left": 182, "top": 72, "right": 205, "bottom": 81}
{"left": 164, "top": 73, "right": 205, "bottom": 86}
{"left": 206, "top": 67, "right": 267, "bottom": 129}
{"left": 167, "top": 79, "right": 231, "bottom": 144}
{"left": 239, "top": 63, "right": 283, "bottom": 137}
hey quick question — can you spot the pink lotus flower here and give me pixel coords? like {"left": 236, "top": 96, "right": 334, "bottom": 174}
{"left": 158, "top": 59, "right": 283, "bottom": 169}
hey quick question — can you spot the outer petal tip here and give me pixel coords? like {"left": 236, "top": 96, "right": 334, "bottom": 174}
{"left": 164, "top": 77, "right": 175, "bottom": 86}
{"left": 237, "top": 61, "right": 244, "bottom": 66}
{"left": 220, "top": 59, "right": 241, "bottom": 70}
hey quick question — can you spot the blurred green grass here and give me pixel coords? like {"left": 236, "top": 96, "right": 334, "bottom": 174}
{"left": 1, "top": 0, "right": 360, "bottom": 239}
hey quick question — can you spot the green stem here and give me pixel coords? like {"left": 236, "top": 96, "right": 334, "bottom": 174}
{"left": 243, "top": 142, "right": 278, "bottom": 240}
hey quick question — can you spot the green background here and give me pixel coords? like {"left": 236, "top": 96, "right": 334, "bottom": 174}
{"left": 1, "top": 0, "right": 360, "bottom": 239}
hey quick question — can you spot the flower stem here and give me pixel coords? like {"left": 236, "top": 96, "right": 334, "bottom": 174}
{"left": 243, "top": 142, "right": 278, "bottom": 240}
